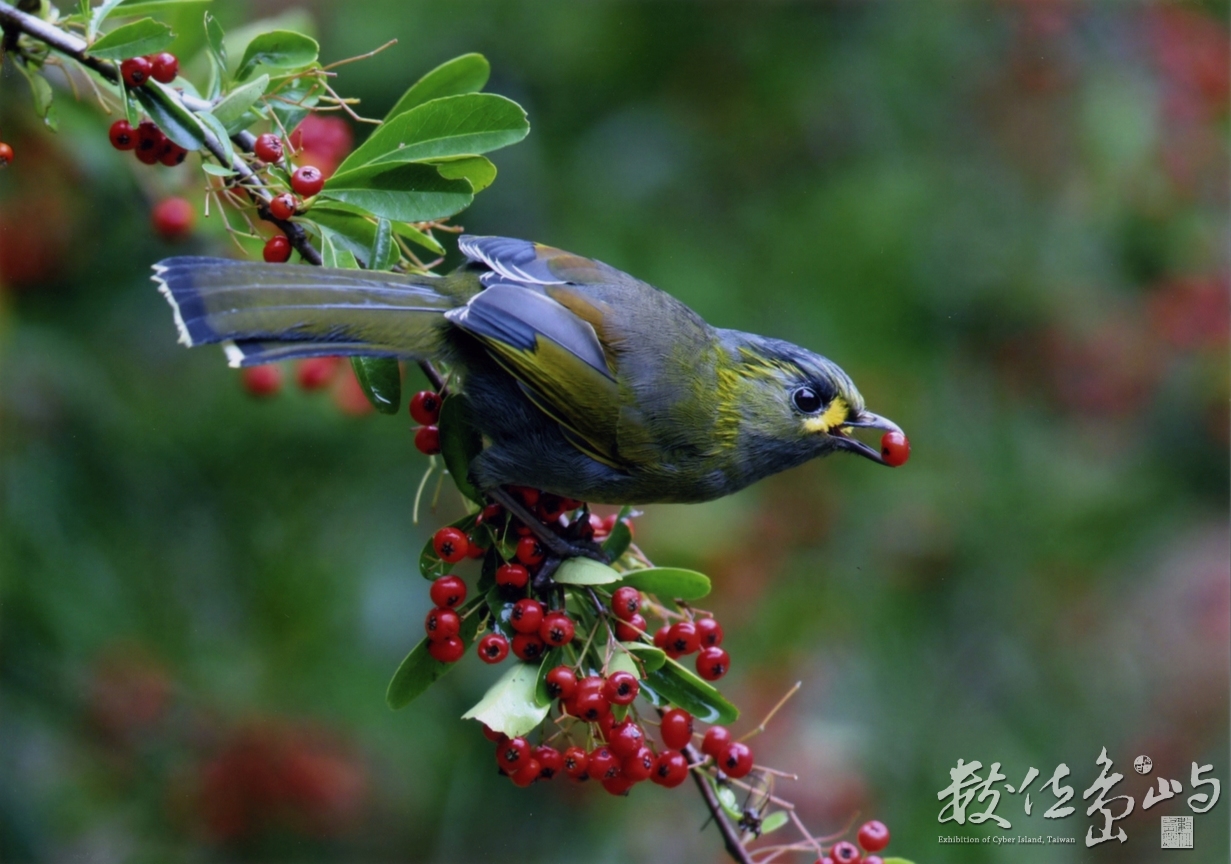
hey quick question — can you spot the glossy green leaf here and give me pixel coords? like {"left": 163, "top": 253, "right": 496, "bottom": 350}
{"left": 431, "top": 155, "right": 497, "bottom": 193}
{"left": 371, "top": 219, "right": 397, "bottom": 271}
{"left": 16, "top": 65, "right": 57, "bottom": 130}
{"left": 319, "top": 232, "right": 359, "bottom": 269}
{"left": 642, "top": 656, "right": 739, "bottom": 725}
{"left": 133, "top": 83, "right": 205, "bottom": 149}
{"left": 322, "top": 163, "right": 473, "bottom": 223}
{"left": 236, "top": 30, "right": 318, "bottom": 81}
{"left": 419, "top": 513, "right": 478, "bottom": 580}
{"left": 194, "top": 110, "right": 233, "bottom": 165}
{"left": 533, "top": 648, "right": 564, "bottom": 707}
{"left": 625, "top": 642, "right": 667, "bottom": 673}
{"left": 760, "top": 811, "right": 789, "bottom": 835}
{"left": 602, "top": 505, "right": 634, "bottom": 559}
{"left": 336, "top": 94, "right": 528, "bottom": 175}
{"left": 386, "top": 597, "right": 482, "bottom": 709}
{"left": 202, "top": 11, "right": 226, "bottom": 97}
{"left": 111, "top": 0, "right": 211, "bottom": 16}
{"left": 310, "top": 205, "right": 379, "bottom": 266}
{"left": 385, "top": 53, "right": 490, "bottom": 120}
{"left": 89, "top": 17, "right": 174, "bottom": 60}
{"left": 461, "top": 661, "right": 551, "bottom": 737}
{"left": 555, "top": 558, "right": 621, "bottom": 586}
{"left": 393, "top": 223, "right": 446, "bottom": 257}
{"left": 211, "top": 73, "right": 268, "bottom": 131}
{"left": 438, "top": 395, "right": 484, "bottom": 505}
{"left": 619, "top": 567, "right": 711, "bottom": 601}
{"left": 350, "top": 356, "right": 401, "bottom": 415}
{"left": 200, "top": 163, "right": 233, "bottom": 177}
{"left": 88, "top": 0, "right": 128, "bottom": 39}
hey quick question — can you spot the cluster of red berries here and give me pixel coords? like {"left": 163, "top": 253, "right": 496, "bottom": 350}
{"left": 109, "top": 118, "right": 187, "bottom": 166}
{"left": 409, "top": 390, "right": 444, "bottom": 454}
{"left": 240, "top": 356, "right": 344, "bottom": 398}
{"left": 119, "top": 51, "right": 179, "bottom": 89}
{"left": 816, "top": 819, "right": 892, "bottom": 864}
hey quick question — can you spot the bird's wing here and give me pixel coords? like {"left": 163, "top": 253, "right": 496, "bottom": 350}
{"left": 448, "top": 237, "right": 630, "bottom": 468}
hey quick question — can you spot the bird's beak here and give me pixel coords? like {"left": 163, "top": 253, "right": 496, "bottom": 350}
{"left": 831, "top": 410, "right": 902, "bottom": 465}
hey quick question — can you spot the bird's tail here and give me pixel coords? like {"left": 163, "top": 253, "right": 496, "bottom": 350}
{"left": 154, "top": 257, "right": 472, "bottom": 367}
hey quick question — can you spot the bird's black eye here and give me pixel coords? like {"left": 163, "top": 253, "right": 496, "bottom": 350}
{"left": 791, "top": 386, "right": 823, "bottom": 414}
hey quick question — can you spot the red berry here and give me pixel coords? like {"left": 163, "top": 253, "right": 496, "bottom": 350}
{"left": 718, "top": 741, "right": 753, "bottom": 778}
{"left": 610, "top": 586, "right": 640, "bottom": 621}
{"left": 571, "top": 684, "right": 610, "bottom": 722}
{"left": 291, "top": 165, "right": 324, "bottom": 196}
{"left": 701, "top": 726, "right": 731, "bottom": 759}
{"left": 602, "top": 774, "right": 635, "bottom": 796}
{"left": 534, "top": 745, "right": 563, "bottom": 780}
{"left": 597, "top": 709, "right": 617, "bottom": 740}
{"left": 511, "top": 633, "right": 545, "bottom": 662}
{"left": 0, "top": 142, "right": 11, "bottom": 166}
{"left": 253, "top": 133, "right": 283, "bottom": 163}
{"left": 515, "top": 536, "right": 545, "bottom": 567}
{"left": 120, "top": 56, "right": 151, "bottom": 87}
{"left": 544, "top": 665, "right": 577, "bottom": 700}
{"left": 607, "top": 720, "right": 645, "bottom": 758}
{"left": 660, "top": 708, "right": 693, "bottom": 750}
{"left": 587, "top": 746, "right": 620, "bottom": 781}
{"left": 413, "top": 425, "right": 441, "bottom": 455}
{"left": 148, "top": 52, "right": 178, "bottom": 83}
{"left": 134, "top": 121, "right": 163, "bottom": 164}
{"left": 263, "top": 235, "right": 292, "bottom": 262}
{"left": 509, "top": 485, "right": 540, "bottom": 507}
{"left": 667, "top": 621, "right": 700, "bottom": 655}
{"left": 536, "top": 494, "right": 566, "bottom": 524}
{"left": 296, "top": 356, "right": 340, "bottom": 390}
{"left": 424, "top": 607, "right": 460, "bottom": 641}
{"left": 427, "top": 634, "right": 464, "bottom": 663}
{"left": 241, "top": 364, "right": 281, "bottom": 396}
{"left": 509, "top": 758, "right": 540, "bottom": 787}
{"left": 477, "top": 632, "right": 508, "bottom": 664}
{"left": 614, "top": 613, "right": 646, "bottom": 643}
{"left": 562, "top": 746, "right": 588, "bottom": 779}
{"left": 880, "top": 431, "right": 910, "bottom": 467}
{"left": 432, "top": 527, "right": 469, "bottom": 563}
{"left": 696, "top": 646, "right": 730, "bottom": 681}
{"left": 653, "top": 625, "right": 670, "bottom": 650}
{"left": 268, "top": 192, "right": 297, "bottom": 221}
{"left": 622, "top": 746, "right": 655, "bottom": 782}
{"left": 830, "top": 841, "right": 861, "bottom": 864}
{"left": 481, "top": 724, "right": 506, "bottom": 743}
{"left": 151, "top": 196, "right": 194, "bottom": 240}
{"left": 408, "top": 390, "right": 442, "bottom": 424}
{"left": 695, "top": 617, "right": 723, "bottom": 647}
{"left": 603, "top": 670, "right": 639, "bottom": 705}
{"left": 495, "top": 563, "right": 529, "bottom": 591}
{"left": 509, "top": 598, "right": 544, "bottom": 634}
{"left": 652, "top": 750, "right": 689, "bottom": 787}
{"left": 476, "top": 503, "right": 503, "bottom": 527}
{"left": 430, "top": 574, "right": 467, "bottom": 608}
{"left": 496, "top": 736, "right": 530, "bottom": 771}
{"left": 857, "top": 820, "right": 890, "bottom": 852}
{"left": 109, "top": 119, "right": 137, "bottom": 150}
{"left": 157, "top": 140, "right": 187, "bottom": 166}
{"left": 539, "top": 612, "right": 575, "bottom": 647}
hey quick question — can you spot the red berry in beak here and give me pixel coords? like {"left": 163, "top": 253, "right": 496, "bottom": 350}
{"left": 880, "top": 431, "right": 910, "bottom": 467}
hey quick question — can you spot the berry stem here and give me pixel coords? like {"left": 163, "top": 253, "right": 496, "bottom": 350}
{"left": 680, "top": 736, "right": 754, "bottom": 864}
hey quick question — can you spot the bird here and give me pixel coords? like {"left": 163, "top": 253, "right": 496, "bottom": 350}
{"left": 155, "top": 235, "right": 904, "bottom": 553}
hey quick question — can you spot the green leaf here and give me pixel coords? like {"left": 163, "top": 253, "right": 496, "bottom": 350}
{"left": 322, "top": 163, "right": 473, "bottom": 223}
{"left": 194, "top": 110, "right": 233, "bottom": 165}
{"left": 89, "top": 17, "right": 174, "bottom": 60}
{"left": 713, "top": 779, "right": 741, "bottom": 818}
{"left": 642, "top": 656, "right": 739, "bottom": 725}
{"left": 602, "top": 506, "right": 634, "bottom": 559}
{"left": 110, "top": 0, "right": 211, "bottom": 16}
{"left": 310, "top": 204, "right": 379, "bottom": 266}
{"left": 461, "top": 661, "right": 551, "bottom": 737}
{"left": 431, "top": 155, "right": 497, "bottom": 193}
{"left": 16, "top": 66, "right": 57, "bottom": 130}
{"left": 386, "top": 53, "right": 490, "bottom": 120}
{"left": 393, "top": 223, "right": 446, "bottom": 257}
{"left": 419, "top": 513, "right": 478, "bottom": 580}
{"left": 438, "top": 395, "right": 484, "bottom": 505}
{"left": 133, "top": 83, "right": 205, "bottom": 150}
{"left": 236, "top": 30, "right": 318, "bottom": 81}
{"left": 336, "top": 94, "right": 528, "bottom": 175}
{"left": 533, "top": 648, "right": 564, "bottom": 707}
{"left": 881, "top": 859, "right": 917, "bottom": 864}
{"left": 211, "top": 73, "right": 268, "bottom": 131}
{"left": 371, "top": 218, "right": 397, "bottom": 271}
{"left": 349, "top": 356, "right": 401, "bottom": 415}
{"left": 200, "top": 163, "right": 233, "bottom": 177}
{"left": 555, "top": 558, "right": 622, "bottom": 586}
{"left": 88, "top": 0, "right": 128, "bottom": 39}
{"left": 204, "top": 10, "right": 226, "bottom": 66}
{"left": 760, "top": 811, "right": 789, "bottom": 835}
{"left": 386, "top": 597, "right": 482, "bottom": 709}
{"left": 625, "top": 642, "right": 667, "bottom": 673}
{"left": 319, "top": 232, "right": 359, "bottom": 269}
{"left": 618, "top": 567, "right": 711, "bottom": 601}
{"left": 269, "top": 77, "right": 323, "bottom": 132}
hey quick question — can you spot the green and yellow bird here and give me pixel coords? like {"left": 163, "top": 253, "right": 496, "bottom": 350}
{"left": 156, "top": 236, "right": 904, "bottom": 541}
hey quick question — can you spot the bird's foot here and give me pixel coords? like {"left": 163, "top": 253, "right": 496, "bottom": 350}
{"left": 485, "top": 487, "right": 612, "bottom": 565}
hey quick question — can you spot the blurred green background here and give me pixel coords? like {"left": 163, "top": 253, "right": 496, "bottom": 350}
{"left": 1, "top": 1, "right": 1228, "bottom": 862}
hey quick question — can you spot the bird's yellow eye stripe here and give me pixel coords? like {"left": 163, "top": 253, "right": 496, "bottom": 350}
{"left": 801, "top": 397, "right": 849, "bottom": 434}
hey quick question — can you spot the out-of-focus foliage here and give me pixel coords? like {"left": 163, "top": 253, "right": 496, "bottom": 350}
{"left": 1, "top": 2, "right": 1227, "bottom": 862}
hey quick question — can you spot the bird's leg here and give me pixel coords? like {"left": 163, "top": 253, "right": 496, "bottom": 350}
{"left": 485, "top": 487, "right": 610, "bottom": 564}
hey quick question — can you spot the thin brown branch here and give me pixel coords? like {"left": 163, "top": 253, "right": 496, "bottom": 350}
{"left": 681, "top": 739, "right": 755, "bottom": 864}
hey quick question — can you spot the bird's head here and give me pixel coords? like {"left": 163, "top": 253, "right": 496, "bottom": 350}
{"left": 724, "top": 334, "right": 903, "bottom": 467}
